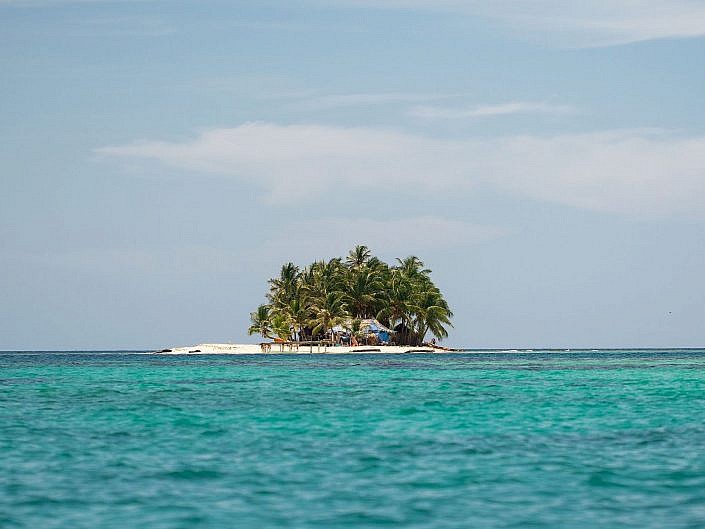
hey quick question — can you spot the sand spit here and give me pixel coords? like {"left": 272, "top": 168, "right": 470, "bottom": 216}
{"left": 153, "top": 343, "right": 460, "bottom": 355}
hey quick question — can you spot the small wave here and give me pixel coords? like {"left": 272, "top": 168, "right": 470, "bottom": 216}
{"left": 157, "top": 468, "right": 226, "bottom": 480}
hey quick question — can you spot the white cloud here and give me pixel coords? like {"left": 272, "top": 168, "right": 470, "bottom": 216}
{"left": 488, "top": 130, "right": 705, "bottom": 216}
{"left": 97, "top": 123, "right": 478, "bottom": 202}
{"left": 98, "top": 123, "right": 705, "bottom": 217}
{"left": 408, "top": 101, "right": 575, "bottom": 119}
{"left": 324, "top": 0, "right": 705, "bottom": 46}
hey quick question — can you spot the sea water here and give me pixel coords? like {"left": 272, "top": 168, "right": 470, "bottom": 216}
{"left": 1, "top": 350, "right": 705, "bottom": 528}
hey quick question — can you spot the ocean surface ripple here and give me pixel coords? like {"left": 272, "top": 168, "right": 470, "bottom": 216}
{"left": 2, "top": 350, "right": 705, "bottom": 528}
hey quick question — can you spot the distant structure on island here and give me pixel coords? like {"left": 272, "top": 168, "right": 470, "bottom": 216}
{"left": 248, "top": 245, "right": 453, "bottom": 347}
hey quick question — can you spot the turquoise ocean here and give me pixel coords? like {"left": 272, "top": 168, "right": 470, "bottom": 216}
{"left": 2, "top": 350, "right": 705, "bottom": 528}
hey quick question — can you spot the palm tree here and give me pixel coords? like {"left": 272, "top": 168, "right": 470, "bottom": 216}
{"left": 249, "top": 246, "right": 454, "bottom": 346}
{"left": 377, "top": 269, "right": 417, "bottom": 345}
{"left": 280, "top": 297, "right": 310, "bottom": 341}
{"left": 268, "top": 262, "right": 300, "bottom": 309}
{"left": 396, "top": 255, "right": 432, "bottom": 283}
{"left": 248, "top": 304, "right": 273, "bottom": 339}
{"left": 346, "top": 244, "right": 372, "bottom": 270}
{"left": 301, "top": 259, "right": 346, "bottom": 306}
{"left": 345, "top": 268, "right": 383, "bottom": 319}
{"left": 271, "top": 313, "right": 292, "bottom": 341}
{"left": 412, "top": 287, "right": 453, "bottom": 344}
{"left": 308, "top": 291, "right": 349, "bottom": 338}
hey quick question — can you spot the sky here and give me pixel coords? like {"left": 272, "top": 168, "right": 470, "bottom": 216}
{"left": 2, "top": 0, "right": 705, "bottom": 350}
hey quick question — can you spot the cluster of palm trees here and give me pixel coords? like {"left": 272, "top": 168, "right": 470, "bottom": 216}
{"left": 248, "top": 245, "right": 453, "bottom": 346}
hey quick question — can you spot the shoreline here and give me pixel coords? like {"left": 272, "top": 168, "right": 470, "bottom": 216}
{"left": 155, "top": 343, "right": 459, "bottom": 355}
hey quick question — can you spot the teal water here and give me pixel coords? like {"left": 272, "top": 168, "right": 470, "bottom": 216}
{"left": 2, "top": 350, "right": 705, "bottom": 528}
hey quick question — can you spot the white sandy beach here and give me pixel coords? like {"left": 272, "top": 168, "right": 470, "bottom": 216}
{"left": 155, "top": 343, "right": 459, "bottom": 354}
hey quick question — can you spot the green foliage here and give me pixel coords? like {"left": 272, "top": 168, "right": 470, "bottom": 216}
{"left": 249, "top": 246, "right": 453, "bottom": 345}
{"left": 271, "top": 313, "right": 292, "bottom": 340}
{"left": 248, "top": 304, "right": 273, "bottom": 339}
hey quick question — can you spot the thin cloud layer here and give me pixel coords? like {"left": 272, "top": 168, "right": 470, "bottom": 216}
{"left": 7, "top": 0, "right": 704, "bottom": 45}
{"left": 328, "top": 0, "right": 705, "bottom": 46}
{"left": 408, "top": 101, "right": 575, "bottom": 119}
{"left": 489, "top": 130, "right": 705, "bottom": 216}
{"left": 98, "top": 123, "right": 478, "bottom": 202}
{"left": 99, "top": 123, "right": 705, "bottom": 217}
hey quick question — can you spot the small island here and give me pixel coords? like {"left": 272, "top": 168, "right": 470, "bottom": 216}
{"left": 159, "top": 246, "right": 458, "bottom": 354}
{"left": 248, "top": 245, "right": 453, "bottom": 348}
